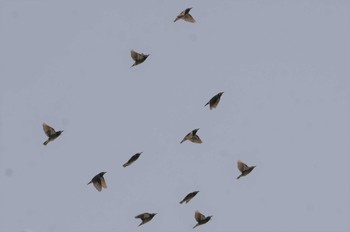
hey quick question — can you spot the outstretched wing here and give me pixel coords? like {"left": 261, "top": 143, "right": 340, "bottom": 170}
{"left": 190, "top": 135, "right": 202, "bottom": 144}
{"left": 183, "top": 14, "right": 196, "bottom": 23}
{"left": 237, "top": 160, "right": 249, "bottom": 172}
{"left": 43, "top": 123, "right": 56, "bottom": 137}
{"left": 131, "top": 50, "right": 142, "bottom": 61}
{"left": 100, "top": 176, "right": 107, "bottom": 189}
{"left": 195, "top": 211, "right": 205, "bottom": 222}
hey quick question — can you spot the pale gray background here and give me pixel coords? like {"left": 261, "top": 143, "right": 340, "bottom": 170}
{"left": 0, "top": 0, "right": 349, "bottom": 232}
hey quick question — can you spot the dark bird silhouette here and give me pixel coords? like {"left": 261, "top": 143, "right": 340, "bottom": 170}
{"left": 130, "top": 50, "right": 149, "bottom": 67}
{"left": 174, "top": 7, "right": 196, "bottom": 23}
{"left": 180, "top": 128, "right": 202, "bottom": 144}
{"left": 123, "top": 152, "right": 142, "bottom": 167}
{"left": 237, "top": 160, "right": 256, "bottom": 179}
{"left": 180, "top": 191, "right": 199, "bottom": 204}
{"left": 135, "top": 212, "right": 157, "bottom": 226}
{"left": 42, "top": 123, "right": 63, "bottom": 145}
{"left": 205, "top": 92, "right": 224, "bottom": 110}
{"left": 193, "top": 210, "right": 212, "bottom": 229}
{"left": 87, "top": 172, "right": 107, "bottom": 192}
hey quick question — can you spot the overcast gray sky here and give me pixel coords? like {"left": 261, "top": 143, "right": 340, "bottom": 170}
{"left": 1, "top": 0, "right": 349, "bottom": 232}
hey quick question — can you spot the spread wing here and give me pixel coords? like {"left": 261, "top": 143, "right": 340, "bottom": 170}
{"left": 190, "top": 135, "right": 202, "bottom": 144}
{"left": 93, "top": 180, "right": 102, "bottom": 192}
{"left": 131, "top": 50, "right": 142, "bottom": 61}
{"left": 43, "top": 123, "right": 56, "bottom": 137}
{"left": 183, "top": 14, "right": 196, "bottom": 23}
{"left": 100, "top": 176, "right": 107, "bottom": 189}
{"left": 195, "top": 211, "right": 205, "bottom": 222}
{"left": 237, "top": 160, "right": 249, "bottom": 172}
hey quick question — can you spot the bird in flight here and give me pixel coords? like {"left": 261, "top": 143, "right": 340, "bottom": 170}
{"left": 135, "top": 212, "right": 157, "bottom": 226}
{"left": 87, "top": 172, "right": 107, "bottom": 192}
{"left": 237, "top": 160, "right": 256, "bottom": 179}
{"left": 193, "top": 210, "right": 212, "bottom": 229}
{"left": 130, "top": 50, "right": 149, "bottom": 67}
{"left": 179, "top": 191, "right": 199, "bottom": 204}
{"left": 205, "top": 92, "right": 224, "bottom": 110}
{"left": 174, "top": 7, "right": 196, "bottom": 23}
{"left": 42, "top": 123, "right": 63, "bottom": 146}
{"left": 123, "top": 152, "right": 142, "bottom": 167}
{"left": 180, "top": 128, "right": 202, "bottom": 144}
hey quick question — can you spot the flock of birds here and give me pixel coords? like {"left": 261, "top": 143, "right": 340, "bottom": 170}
{"left": 41, "top": 7, "right": 256, "bottom": 229}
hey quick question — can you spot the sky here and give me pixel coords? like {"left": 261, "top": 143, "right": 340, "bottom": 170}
{"left": 0, "top": 0, "right": 349, "bottom": 232}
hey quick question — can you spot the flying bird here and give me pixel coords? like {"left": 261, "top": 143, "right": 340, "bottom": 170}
{"left": 193, "top": 210, "right": 212, "bottom": 229}
{"left": 180, "top": 128, "right": 202, "bottom": 144}
{"left": 87, "top": 172, "right": 107, "bottom": 192}
{"left": 180, "top": 191, "right": 199, "bottom": 204}
{"left": 42, "top": 123, "right": 63, "bottom": 146}
{"left": 123, "top": 152, "right": 142, "bottom": 167}
{"left": 205, "top": 92, "right": 224, "bottom": 110}
{"left": 237, "top": 160, "right": 256, "bottom": 179}
{"left": 130, "top": 49, "right": 149, "bottom": 67}
{"left": 174, "top": 7, "right": 196, "bottom": 23}
{"left": 135, "top": 212, "right": 157, "bottom": 226}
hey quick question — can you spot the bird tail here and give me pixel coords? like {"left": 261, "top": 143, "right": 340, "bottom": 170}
{"left": 180, "top": 139, "right": 186, "bottom": 144}
{"left": 174, "top": 17, "right": 179, "bottom": 22}
{"left": 193, "top": 224, "right": 199, "bottom": 229}
{"left": 123, "top": 163, "right": 128, "bottom": 168}
{"left": 237, "top": 174, "right": 242, "bottom": 179}
{"left": 179, "top": 200, "right": 185, "bottom": 204}
{"left": 204, "top": 102, "right": 209, "bottom": 107}
{"left": 43, "top": 139, "right": 49, "bottom": 146}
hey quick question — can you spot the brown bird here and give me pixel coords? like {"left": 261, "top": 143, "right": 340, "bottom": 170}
{"left": 87, "top": 172, "right": 107, "bottom": 192}
{"left": 193, "top": 210, "right": 212, "bottom": 229}
{"left": 180, "top": 191, "right": 199, "bottom": 204}
{"left": 135, "top": 212, "right": 157, "bottom": 226}
{"left": 237, "top": 160, "right": 256, "bottom": 179}
{"left": 180, "top": 128, "right": 202, "bottom": 144}
{"left": 130, "top": 50, "right": 149, "bottom": 67}
{"left": 205, "top": 92, "right": 224, "bottom": 110}
{"left": 123, "top": 152, "right": 142, "bottom": 167}
{"left": 174, "top": 7, "right": 196, "bottom": 23}
{"left": 42, "top": 123, "right": 63, "bottom": 146}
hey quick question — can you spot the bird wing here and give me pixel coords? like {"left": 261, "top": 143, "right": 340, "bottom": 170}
{"left": 192, "top": 128, "right": 199, "bottom": 135}
{"left": 191, "top": 135, "right": 202, "bottom": 144}
{"left": 100, "top": 176, "right": 107, "bottom": 189}
{"left": 195, "top": 211, "right": 205, "bottom": 222}
{"left": 237, "top": 160, "right": 249, "bottom": 172}
{"left": 184, "top": 7, "right": 192, "bottom": 14}
{"left": 43, "top": 123, "right": 56, "bottom": 137}
{"left": 131, "top": 50, "right": 141, "bottom": 61}
{"left": 135, "top": 213, "right": 149, "bottom": 219}
{"left": 183, "top": 14, "right": 196, "bottom": 23}
{"left": 93, "top": 180, "right": 102, "bottom": 192}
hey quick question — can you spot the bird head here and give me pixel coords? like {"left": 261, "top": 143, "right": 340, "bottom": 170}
{"left": 218, "top": 92, "right": 224, "bottom": 96}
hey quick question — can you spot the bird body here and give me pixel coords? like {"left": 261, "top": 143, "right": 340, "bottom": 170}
{"left": 135, "top": 212, "right": 157, "bottom": 226}
{"left": 130, "top": 50, "right": 149, "bottom": 67}
{"left": 123, "top": 152, "right": 142, "bottom": 167}
{"left": 42, "top": 123, "right": 63, "bottom": 145}
{"left": 237, "top": 160, "right": 255, "bottom": 179}
{"left": 180, "top": 191, "right": 199, "bottom": 204}
{"left": 174, "top": 7, "right": 196, "bottom": 23}
{"left": 87, "top": 172, "right": 107, "bottom": 192}
{"left": 180, "top": 128, "right": 202, "bottom": 144}
{"left": 193, "top": 210, "right": 212, "bottom": 229}
{"left": 205, "top": 92, "right": 224, "bottom": 110}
